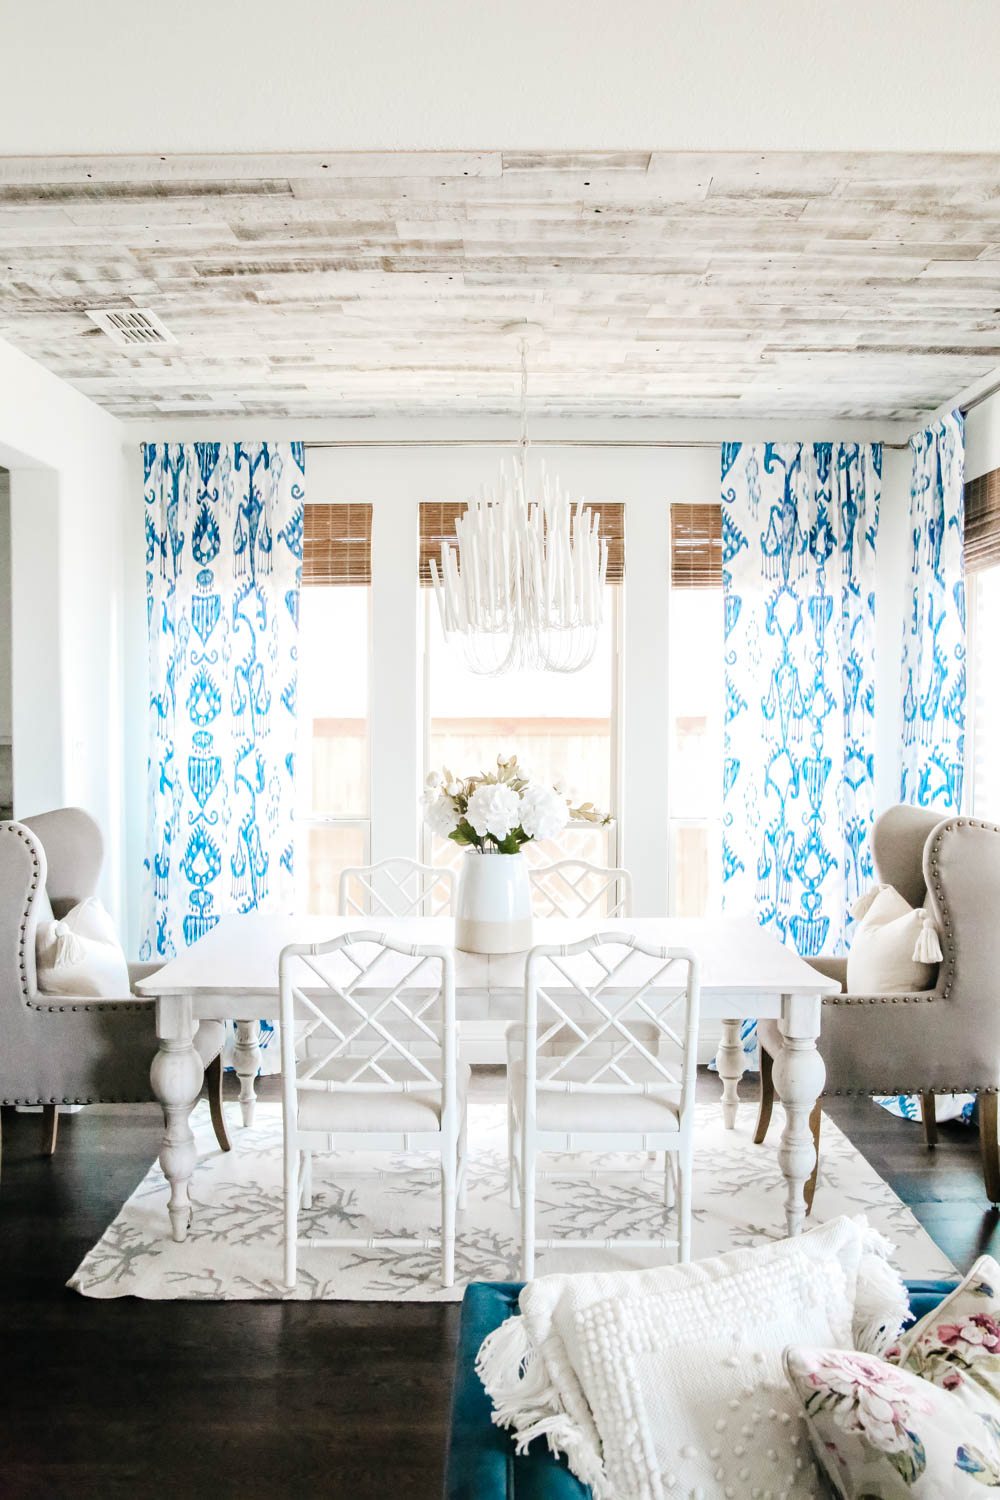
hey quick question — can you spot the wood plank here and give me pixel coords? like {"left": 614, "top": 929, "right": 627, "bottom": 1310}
{"left": 0, "top": 148, "right": 998, "bottom": 420}
{"left": 0, "top": 153, "right": 503, "bottom": 184}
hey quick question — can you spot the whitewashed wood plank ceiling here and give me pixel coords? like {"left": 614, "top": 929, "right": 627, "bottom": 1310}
{"left": 0, "top": 150, "right": 998, "bottom": 421}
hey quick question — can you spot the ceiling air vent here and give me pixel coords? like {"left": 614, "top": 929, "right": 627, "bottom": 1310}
{"left": 85, "top": 308, "right": 177, "bottom": 347}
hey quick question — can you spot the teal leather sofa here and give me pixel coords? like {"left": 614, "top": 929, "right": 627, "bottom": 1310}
{"left": 444, "top": 1278, "right": 958, "bottom": 1499}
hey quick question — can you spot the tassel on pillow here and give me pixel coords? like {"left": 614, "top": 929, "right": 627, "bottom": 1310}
{"left": 852, "top": 884, "right": 889, "bottom": 921}
{"left": 912, "top": 914, "right": 944, "bottom": 965}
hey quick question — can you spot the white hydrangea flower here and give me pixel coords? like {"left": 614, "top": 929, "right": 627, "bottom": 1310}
{"left": 466, "top": 782, "right": 521, "bottom": 841}
{"left": 424, "top": 770, "right": 441, "bottom": 790}
{"left": 422, "top": 791, "right": 460, "bottom": 839}
{"left": 518, "top": 783, "right": 570, "bottom": 841}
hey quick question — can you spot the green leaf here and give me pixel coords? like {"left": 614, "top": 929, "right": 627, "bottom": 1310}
{"left": 887, "top": 1432, "right": 927, "bottom": 1485}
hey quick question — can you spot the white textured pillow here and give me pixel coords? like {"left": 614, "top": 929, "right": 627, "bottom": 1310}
{"left": 847, "top": 885, "right": 941, "bottom": 994}
{"left": 478, "top": 1215, "right": 909, "bottom": 1500}
{"left": 36, "top": 896, "right": 130, "bottom": 998}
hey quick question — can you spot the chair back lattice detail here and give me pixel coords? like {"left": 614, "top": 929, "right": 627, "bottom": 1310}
{"left": 528, "top": 859, "right": 632, "bottom": 919}
{"left": 525, "top": 933, "right": 699, "bottom": 1102}
{"left": 338, "top": 858, "right": 455, "bottom": 918}
{"left": 279, "top": 932, "right": 455, "bottom": 1100}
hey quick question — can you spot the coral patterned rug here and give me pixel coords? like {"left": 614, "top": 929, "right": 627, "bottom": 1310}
{"left": 69, "top": 1099, "right": 955, "bottom": 1301}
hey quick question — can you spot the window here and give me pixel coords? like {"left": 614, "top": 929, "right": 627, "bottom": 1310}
{"left": 421, "top": 500, "right": 623, "bottom": 885}
{"left": 966, "top": 466, "right": 1000, "bottom": 820}
{"left": 296, "top": 503, "right": 372, "bottom": 912}
{"left": 668, "top": 504, "right": 723, "bottom": 917}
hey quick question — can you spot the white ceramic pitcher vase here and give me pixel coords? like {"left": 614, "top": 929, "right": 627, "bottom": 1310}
{"left": 454, "top": 850, "right": 533, "bottom": 954}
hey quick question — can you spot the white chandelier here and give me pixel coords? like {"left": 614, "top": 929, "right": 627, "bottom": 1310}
{"left": 428, "top": 339, "right": 608, "bottom": 675}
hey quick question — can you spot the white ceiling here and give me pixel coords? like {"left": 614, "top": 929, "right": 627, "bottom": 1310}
{"left": 4, "top": 0, "right": 1000, "bottom": 155}
{"left": 1, "top": 151, "right": 999, "bottom": 423}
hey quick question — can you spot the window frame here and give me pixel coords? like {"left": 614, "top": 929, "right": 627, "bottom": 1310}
{"left": 294, "top": 580, "right": 374, "bottom": 912}
{"left": 964, "top": 561, "right": 1000, "bottom": 822}
{"left": 666, "top": 501, "right": 723, "bottom": 919}
{"left": 421, "top": 584, "right": 624, "bottom": 870}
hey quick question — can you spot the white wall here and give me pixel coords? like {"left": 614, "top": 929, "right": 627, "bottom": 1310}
{"left": 0, "top": 335, "right": 129, "bottom": 927}
{"left": 0, "top": 470, "right": 11, "bottom": 741}
{"left": 966, "top": 390, "right": 1000, "bottom": 482}
{"left": 121, "top": 415, "right": 913, "bottom": 951}
{"left": 4, "top": 0, "right": 999, "bottom": 153}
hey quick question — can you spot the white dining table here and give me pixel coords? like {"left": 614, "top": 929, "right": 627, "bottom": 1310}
{"left": 136, "top": 913, "right": 838, "bottom": 1244}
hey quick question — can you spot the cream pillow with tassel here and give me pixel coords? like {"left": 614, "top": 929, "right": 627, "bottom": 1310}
{"left": 847, "top": 884, "right": 943, "bottom": 993}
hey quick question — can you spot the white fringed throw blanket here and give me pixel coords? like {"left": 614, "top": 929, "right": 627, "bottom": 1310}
{"left": 477, "top": 1215, "right": 911, "bottom": 1500}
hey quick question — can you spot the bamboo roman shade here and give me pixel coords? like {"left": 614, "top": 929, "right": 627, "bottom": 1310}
{"left": 418, "top": 500, "right": 625, "bottom": 584}
{"left": 302, "top": 503, "right": 372, "bottom": 586}
{"left": 670, "top": 503, "right": 723, "bottom": 588}
{"left": 965, "top": 467, "right": 1000, "bottom": 574}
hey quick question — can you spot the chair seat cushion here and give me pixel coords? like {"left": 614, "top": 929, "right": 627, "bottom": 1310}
{"left": 508, "top": 1049, "right": 680, "bottom": 1134}
{"left": 297, "top": 1061, "right": 469, "bottom": 1133}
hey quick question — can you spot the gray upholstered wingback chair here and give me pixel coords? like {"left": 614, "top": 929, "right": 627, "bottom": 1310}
{"left": 0, "top": 810, "right": 230, "bottom": 1174}
{"left": 755, "top": 805, "right": 1000, "bottom": 1209}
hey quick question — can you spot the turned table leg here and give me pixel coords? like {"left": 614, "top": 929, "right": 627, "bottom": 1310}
{"left": 234, "top": 1020, "right": 262, "bottom": 1128}
{"left": 152, "top": 994, "right": 204, "bottom": 1243}
{"left": 772, "top": 993, "right": 825, "bottom": 1238}
{"left": 717, "top": 1018, "right": 746, "bottom": 1130}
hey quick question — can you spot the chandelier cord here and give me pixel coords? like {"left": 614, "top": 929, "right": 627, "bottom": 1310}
{"left": 427, "top": 329, "right": 605, "bottom": 674}
{"left": 518, "top": 337, "right": 529, "bottom": 487}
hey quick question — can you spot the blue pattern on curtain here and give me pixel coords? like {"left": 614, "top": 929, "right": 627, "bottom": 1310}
{"left": 876, "top": 414, "right": 969, "bottom": 1125}
{"left": 899, "top": 412, "right": 966, "bottom": 811}
{"left": 721, "top": 444, "right": 880, "bottom": 1007}
{"left": 140, "top": 442, "right": 303, "bottom": 1067}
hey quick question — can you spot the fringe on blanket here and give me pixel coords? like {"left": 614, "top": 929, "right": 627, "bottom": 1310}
{"left": 854, "top": 1226, "right": 911, "bottom": 1357}
{"left": 474, "top": 1312, "right": 609, "bottom": 1496}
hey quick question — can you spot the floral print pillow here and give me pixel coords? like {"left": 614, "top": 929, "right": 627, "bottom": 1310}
{"left": 783, "top": 1345, "right": 1000, "bottom": 1496}
{"left": 894, "top": 1256, "right": 1000, "bottom": 1415}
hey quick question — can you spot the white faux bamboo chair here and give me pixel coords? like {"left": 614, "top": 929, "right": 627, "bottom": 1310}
{"left": 507, "top": 933, "right": 700, "bottom": 1277}
{"left": 338, "top": 858, "right": 455, "bottom": 918}
{"left": 528, "top": 858, "right": 633, "bottom": 919}
{"left": 278, "top": 931, "right": 465, "bottom": 1290}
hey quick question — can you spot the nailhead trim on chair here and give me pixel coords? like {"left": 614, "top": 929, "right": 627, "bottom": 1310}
{"left": 0, "top": 820, "right": 170, "bottom": 1110}
{"left": 825, "top": 993, "right": 936, "bottom": 1006}
{"left": 4, "top": 822, "right": 155, "bottom": 1016}
{"left": 828, "top": 1087, "right": 996, "bottom": 1097}
{"left": 8, "top": 821, "right": 42, "bottom": 1003}
{"left": 2, "top": 1095, "right": 154, "bottom": 1105}
{"left": 818, "top": 817, "right": 1000, "bottom": 1096}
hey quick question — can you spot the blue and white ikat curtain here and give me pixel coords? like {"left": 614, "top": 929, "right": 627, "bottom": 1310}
{"left": 899, "top": 412, "right": 966, "bottom": 812}
{"left": 880, "top": 413, "right": 972, "bottom": 1125}
{"left": 140, "top": 442, "right": 303, "bottom": 981}
{"left": 722, "top": 443, "right": 880, "bottom": 986}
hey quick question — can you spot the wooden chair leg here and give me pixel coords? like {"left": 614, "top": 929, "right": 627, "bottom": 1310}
{"left": 205, "top": 1055, "right": 232, "bottom": 1153}
{"left": 803, "top": 1102, "right": 822, "bottom": 1217}
{"left": 41, "top": 1104, "right": 59, "bottom": 1157}
{"left": 920, "top": 1091, "right": 938, "bottom": 1149}
{"left": 753, "top": 1044, "right": 775, "bottom": 1145}
{"left": 980, "top": 1093, "right": 1000, "bottom": 1207}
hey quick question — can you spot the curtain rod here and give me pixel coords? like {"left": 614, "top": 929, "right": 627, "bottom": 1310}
{"left": 304, "top": 436, "right": 911, "bottom": 451}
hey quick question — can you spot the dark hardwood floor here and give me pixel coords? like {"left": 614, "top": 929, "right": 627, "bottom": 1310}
{"left": 1, "top": 1072, "right": 998, "bottom": 1500}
